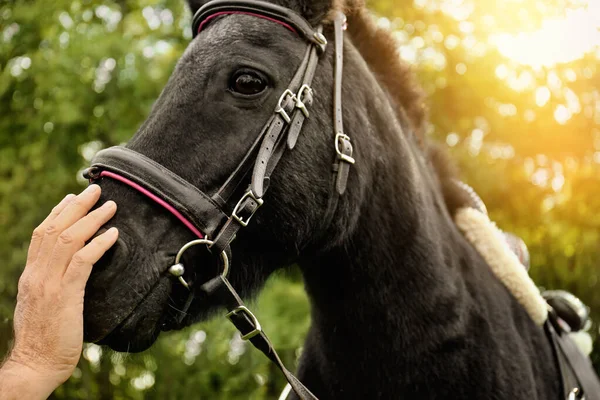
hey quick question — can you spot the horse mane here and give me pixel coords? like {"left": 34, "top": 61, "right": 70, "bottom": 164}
{"left": 327, "top": 0, "right": 471, "bottom": 215}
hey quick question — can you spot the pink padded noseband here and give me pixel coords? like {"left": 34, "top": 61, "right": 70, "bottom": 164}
{"left": 99, "top": 171, "right": 205, "bottom": 239}
{"left": 198, "top": 11, "right": 298, "bottom": 35}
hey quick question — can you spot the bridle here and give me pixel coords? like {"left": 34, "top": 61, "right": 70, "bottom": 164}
{"left": 84, "top": 1, "right": 354, "bottom": 398}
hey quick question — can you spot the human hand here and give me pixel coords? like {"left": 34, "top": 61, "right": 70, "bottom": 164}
{"left": 0, "top": 185, "right": 118, "bottom": 399}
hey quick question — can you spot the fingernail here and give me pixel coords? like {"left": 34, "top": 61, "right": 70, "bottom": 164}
{"left": 102, "top": 201, "right": 117, "bottom": 210}
{"left": 106, "top": 227, "right": 118, "bottom": 236}
{"left": 83, "top": 184, "right": 100, "bottom": 195}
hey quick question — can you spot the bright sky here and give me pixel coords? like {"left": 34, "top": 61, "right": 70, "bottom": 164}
{"left": 490, "top": 0, "right": 600, "bottom": 68}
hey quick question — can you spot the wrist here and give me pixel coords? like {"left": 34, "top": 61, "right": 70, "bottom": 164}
{"left": 0, "top": 358, "right": 61, "bottom": 400}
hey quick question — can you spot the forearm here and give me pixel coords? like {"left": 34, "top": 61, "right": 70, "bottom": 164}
{"left": 0, "top": 188, "right": 115, "bottom": 400}
{"left": 0, "top": 359, "right": 58, "bottom": 400}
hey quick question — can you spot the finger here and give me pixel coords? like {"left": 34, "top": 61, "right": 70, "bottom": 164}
{"left": 26, "top": 194, "right": 76, "bottom": 265}
{"left": 62, "top": 228, "right": 119, "bottom": 295}
{"left": 50, "top": 200, "right": 117, "bottom": 277}
{"left": 35, "top": 185, "right": 101, "bottom": 271}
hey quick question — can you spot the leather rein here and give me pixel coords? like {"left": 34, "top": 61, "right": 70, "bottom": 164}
{"left": 84, "top": 1, "right": 354, "bottom": 398}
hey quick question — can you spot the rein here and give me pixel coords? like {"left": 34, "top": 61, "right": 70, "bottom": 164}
{"left": 84, "top": 2, "right": 355, "bottom": 398}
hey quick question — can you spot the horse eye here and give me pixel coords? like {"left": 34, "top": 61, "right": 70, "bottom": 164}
{"left": 230, "top": 71, "right": 268, "bottom": 96}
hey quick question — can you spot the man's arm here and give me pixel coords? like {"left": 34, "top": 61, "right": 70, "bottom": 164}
{"left": 0, "top": 359, "right": 60, "bottom": 400}
{"left": 0, "top": 186, "right": 118, "bottom": 399}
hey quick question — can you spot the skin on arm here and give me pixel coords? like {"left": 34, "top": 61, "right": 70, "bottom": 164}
{"left": 0, "top": 185, "right": 118, "bottom": 400}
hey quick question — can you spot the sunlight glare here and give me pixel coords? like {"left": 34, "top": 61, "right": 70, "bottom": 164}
{"left": 535, "top": 87, "right": 551, "bottom": 107}
{"left": 490, "top": 2, "right": 600, "bottom": 68}
{"left": 495, "top": 64, "right": 508, "bottom": 79}
{"left": 554, "top": 105, "right": 572, "bottom": 124}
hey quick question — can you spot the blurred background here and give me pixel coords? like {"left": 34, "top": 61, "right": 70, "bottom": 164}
{"left": 1, "top": 0, "right": 599, "bottom": 398}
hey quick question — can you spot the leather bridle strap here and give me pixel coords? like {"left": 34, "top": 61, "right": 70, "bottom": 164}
{"left": 192, "top": 0, "right": 328, "bottom": 52}
{"left": 319, "top": 12, "right": 354, "bottom": 233}
{"left": 211, "top": 43, "right": 314, "bottom": 208}
{"left": 250, "top": 41, "right": 317, "bottom": 198}
{"left": 84, "top": 3, "right": 357, "bottom": 399}
{"left": 83, "top": 146, "right": 228, "bottom": 238}
{"left": 331, "top": 14, "right": 354, "bottom": 196}
{"left": 255, "top": 30, "right": 322, "bottom": 188}
{"left": 208, "top": 24, "right": 325, "bottom": 256}
{"left": 200, "top": 275, "right": 319, "bottom": 399}
{"left": 210, "top": 11, "right": 353, "bottom": 256}
{"left": 211, "top": 115, "right": 276, "bottom": 208}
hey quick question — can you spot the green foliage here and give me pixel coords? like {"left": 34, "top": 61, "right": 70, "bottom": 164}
{"left": 1, "top": 0, "right": 599, "bottom": 398}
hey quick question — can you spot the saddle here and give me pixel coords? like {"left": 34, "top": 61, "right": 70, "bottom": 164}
{"left": 543, "top": 290, "right": 599, "bottom": 400}
{"left": 507, "top": 238, "right": 599, "bottom": 399}
{"left": 502, "top": 219, "right": 599, "bottom": 399}
{"left": 455, "top": 182, "right": 600, "bottom": 400}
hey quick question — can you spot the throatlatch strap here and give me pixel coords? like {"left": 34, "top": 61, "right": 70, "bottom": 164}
{"left": 319, "top": 12, "right": 354, "bottom": 232}
{"left": 200, "top": 276, "right": 319, "bottom": 400}
{"left": 331, "top": 12, "right": 354, "bottom": 197}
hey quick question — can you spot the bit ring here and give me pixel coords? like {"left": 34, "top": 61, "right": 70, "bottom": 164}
{"left": 169, "top": 239, "right": 230, "bottom": 289}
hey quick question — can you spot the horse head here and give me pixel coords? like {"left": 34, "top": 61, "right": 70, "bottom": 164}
{"left": 83, "top": 0, "right": 378, "bottom": 352}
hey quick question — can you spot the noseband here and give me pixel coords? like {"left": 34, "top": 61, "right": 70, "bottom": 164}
{"left": 84, "top": 1, "right": 354, "bottom": 398}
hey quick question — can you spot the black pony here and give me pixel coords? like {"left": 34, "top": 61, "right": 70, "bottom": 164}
{"left": 82, "top": 0, "right": 589, "bottom": 398}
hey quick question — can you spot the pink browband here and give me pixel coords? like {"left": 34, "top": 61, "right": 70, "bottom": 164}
{"left": 99, "top": 171, "right": 205, "bottom": 239}
{"left": 198, "top": 11, "right": 298, "bottom": 35}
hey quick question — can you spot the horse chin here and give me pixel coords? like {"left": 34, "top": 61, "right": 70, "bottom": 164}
{"left": 87, "top": 275, "right": 172, "bottom": 352}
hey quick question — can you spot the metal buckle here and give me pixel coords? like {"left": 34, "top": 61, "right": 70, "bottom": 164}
{"left": 226, "top": 305, "right": 262, "bottom": 340}
{"left": 335, "top": 132, "right": 356, "bottom": 164}
{"left": 275, "top": 89, "right": 296, "bottom": 124}
{"left": 313, "top": 31, "right": 328, "bottom": 53}
{"left": 169, "top": 238, "right": 231, "bottom": 288}
{"left": 232, "top": 190, "right": 264, "bottom": 227}
{"left": 313, "top": 32, "right": 327, "bottom": 45}
{"left": 568, "top": 388, "right": 584, "bottom": 400}
{"left": 295, "top": 84, "right": 313, "bottom": 118}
